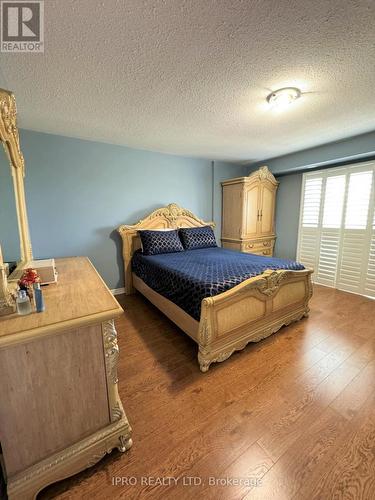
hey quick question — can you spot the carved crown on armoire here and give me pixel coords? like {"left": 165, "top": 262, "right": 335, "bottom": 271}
{"left": 221, "top": 166, "right": 279, "bottom": 256}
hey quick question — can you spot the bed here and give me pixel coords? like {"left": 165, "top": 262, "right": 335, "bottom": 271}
{"left": 118, "top": 204, "right": 313, "bottom": 372}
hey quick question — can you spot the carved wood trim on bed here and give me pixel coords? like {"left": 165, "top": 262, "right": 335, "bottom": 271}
{"left": 197, "top": 268, "right": 313, "bottom": 372}
{"left": 118, "top": 203, "right": 313, "bottom": 372}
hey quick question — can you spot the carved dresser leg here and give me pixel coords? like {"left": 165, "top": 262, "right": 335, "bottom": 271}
{"left": 118, "top": 436, "right": 133, "bottom": 453}
{"left": 198, "top": 352, "right": 211, "bottom": 373}
{"left": 102, "top": 320, "right": 133, "bottom": 451}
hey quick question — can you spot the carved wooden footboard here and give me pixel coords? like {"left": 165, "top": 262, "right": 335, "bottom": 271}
{"left": 118, "top": 204, "right": 313, "bottom": 372}
{"left": 197, "top": 268, "right": 313, "bottom": 372}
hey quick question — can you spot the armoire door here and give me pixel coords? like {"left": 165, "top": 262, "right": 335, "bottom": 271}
{"left": 244, "top": 184, "right": 260, "bottom": 237}
{"left": 260, "top": 182, "right": 276, "bottom": 236}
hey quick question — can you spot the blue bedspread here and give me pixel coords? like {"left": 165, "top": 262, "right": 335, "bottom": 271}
{"left": 132, "top": 247, "right": 304, "bottom": 321}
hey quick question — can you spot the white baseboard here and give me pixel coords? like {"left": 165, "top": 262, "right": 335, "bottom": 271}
{"left": 111, "top": 287, "right": 125, "bottom": 296}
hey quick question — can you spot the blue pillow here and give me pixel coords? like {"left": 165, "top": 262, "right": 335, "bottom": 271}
{"left": 139, "top": 229, "right": 184, "bottom": 256}
{"left": 179, "top": 226, "right": 217, "bottom": 250}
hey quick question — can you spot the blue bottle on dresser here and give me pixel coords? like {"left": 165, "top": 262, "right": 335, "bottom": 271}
{"left": 34, "top": 282, "right": 45, "bottom": 313}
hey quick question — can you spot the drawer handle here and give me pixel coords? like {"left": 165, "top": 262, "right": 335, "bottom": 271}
{"left": 263, "top": 241, "right": 270, "bottom": 247}
{"left": 247, "top": 244, "right": 254, "bottom": 248}
{"left": 262, "top": 251, "right": 270, "bottom": 255}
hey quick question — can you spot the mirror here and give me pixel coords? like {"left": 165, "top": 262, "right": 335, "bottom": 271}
{"left": 0, "top": 88, "right": 33, "bottom": 315}
{"left": 0, "top": 147, "right": 21, "bottom": 266}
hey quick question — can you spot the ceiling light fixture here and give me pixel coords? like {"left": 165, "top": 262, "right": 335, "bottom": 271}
{"left": 267, "top": 87, "right": 302, "bottom": 109}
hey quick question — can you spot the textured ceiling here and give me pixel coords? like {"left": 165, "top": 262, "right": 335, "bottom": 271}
{"left": 0, "top": 0, "right": 374, "bottom": 161}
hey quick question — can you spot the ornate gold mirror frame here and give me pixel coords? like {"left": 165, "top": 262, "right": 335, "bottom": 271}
{"left": 0, "top": 88, "right": 33, "bottom": 315}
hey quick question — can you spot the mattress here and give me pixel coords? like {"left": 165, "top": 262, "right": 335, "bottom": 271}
{"left": 132, "top": 247, "right": 305, "bottom": 321}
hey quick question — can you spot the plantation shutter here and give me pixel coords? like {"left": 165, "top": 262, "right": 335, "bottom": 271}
{"left": 316, "top": 174, "right": 346, "bottom": 287}
{"left": 364, "top": 204, "right": 375, "bottom": 295}
{"left": 297, "top": 161, "right": 375, "bottom": 298}
{"left": 297, "top": 176, "right": 323, "bottom": 271}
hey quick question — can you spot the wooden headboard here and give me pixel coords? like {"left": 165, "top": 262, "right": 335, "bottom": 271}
{"left": 118, "top": 203, "right": 215, "bottom": 294}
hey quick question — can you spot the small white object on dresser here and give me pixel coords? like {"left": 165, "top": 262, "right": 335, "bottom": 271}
{"left": 27, "top": 258, "right": 58, "bottom": 284}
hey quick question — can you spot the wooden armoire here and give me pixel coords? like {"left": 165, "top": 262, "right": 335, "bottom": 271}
{"left": 221, "top": 166, "right": 279, "bottom": 256}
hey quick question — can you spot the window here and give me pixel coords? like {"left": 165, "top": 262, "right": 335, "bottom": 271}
{"left": 322, "top": 175, "right": 345, "bottom": 228}
{"left": 344, "top": 171, "right": 373, "bottom": 229}
{"left": 297, "top": 161, "right": 375, "bottom": 298}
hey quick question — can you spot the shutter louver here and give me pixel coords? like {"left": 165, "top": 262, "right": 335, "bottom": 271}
{"left": 337, "top": 231, "right": 368, "bottom": 293}
{"left": 298, "top": 177, "right": 322, "bottom": 276}
{"left": 302, "top": 178, "right": 322, "bottom": 227}
{"left": 316, "top": 229, "right": 341, "bottom": 286}
{"left": 337, "top": 171, "right": 373, "bottom": 294}
{"left": 299, "top": 229, "right": 319, "bottom": 272}
{"left": 317, "top": 175, "right": 346, "bottom": 287}
{"left": 364, "top": 206, "right": 375, "bottom": 296}
{"left": 344, "top": 171, "right": 373, "bottom": 230}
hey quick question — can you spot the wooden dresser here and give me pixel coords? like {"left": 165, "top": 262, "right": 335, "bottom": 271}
{"left": 221, "top": 166, "right": 279, "bottom": 256}
{"left": 0, "top": 257, "right": 132, "bottom": 500}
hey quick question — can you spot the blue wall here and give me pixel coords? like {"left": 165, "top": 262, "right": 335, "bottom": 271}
{"left": 273, "top": 173, "right": 302, "bottom": 260}
{"left": 19, "top": 130, "right": 241, "bottom": 289}
{"left": 246, "top": 131, "right": 375, "bottom": 259}
{"left": 14, "top": 128, "right": 375, "bottom": 285}
{"left": 247, "top": 130, "right": 375, "bottom": 175}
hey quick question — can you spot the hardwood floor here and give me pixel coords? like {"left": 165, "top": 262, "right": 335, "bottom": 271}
{"left": 40, "top": 285, "right": 375, "bottom": 500}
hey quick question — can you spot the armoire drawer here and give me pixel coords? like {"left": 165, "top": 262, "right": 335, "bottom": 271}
{"left": 242, "top": 239, "right": 275, "bottom": 256}
{"left": 247, "top": 248, "right": 273, "bottom": 256}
